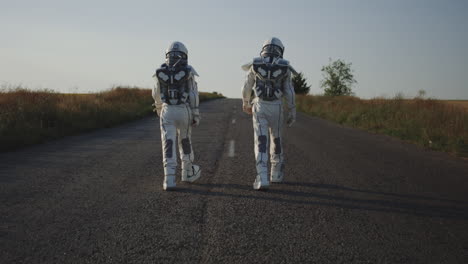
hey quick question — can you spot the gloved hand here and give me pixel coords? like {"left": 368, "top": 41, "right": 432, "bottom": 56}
{"left": 192, "top": 115, "right": 200, "bottom": 127}
{"left": 286, "top": 110, "right": 296, "bottom": 128}
{"left": 152, "top": 103, "right": 161, "bottom": 117}
{"left": 243, "top": 101, "right": 252, "bottom": 115}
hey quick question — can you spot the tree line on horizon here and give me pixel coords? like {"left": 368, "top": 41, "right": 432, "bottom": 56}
{"left": 292, "top": 58, "right": 356, "bottom": 96}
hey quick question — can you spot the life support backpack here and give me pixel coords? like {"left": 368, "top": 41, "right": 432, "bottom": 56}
{"left": 252, "top": 57, "right": 290, "bottom": 101}
{"left": 155, "top": 64, "right": 191, "bottom": 105}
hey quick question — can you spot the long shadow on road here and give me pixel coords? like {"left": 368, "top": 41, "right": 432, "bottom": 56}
{"left": 176, "top": 182, "right": 468, "bottom": 220}
{"left": 282, "top": 181, "right": 467, "bottom": 205}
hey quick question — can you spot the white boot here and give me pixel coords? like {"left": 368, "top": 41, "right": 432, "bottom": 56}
{"left": 163, "top": 175, "right": 176, "bottom": 190}
{"left": 181, "top": 164, "right": 201, "bottom": 182}
{"left": 271, "top": 167, "right": 284, "bottom": 183}
{"left": 253, "top": 173, "right": 269, "bottom": 190}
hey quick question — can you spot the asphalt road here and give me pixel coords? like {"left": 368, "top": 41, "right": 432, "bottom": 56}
{"left": 1, "top": 98, "right": 467, "bottom": 263}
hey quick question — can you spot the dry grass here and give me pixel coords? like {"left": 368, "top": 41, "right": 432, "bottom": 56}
{"left": 0, "top": 86, "right": 224, "bottom": 151}
{"left": 296, "top": 95, "right": 468, "bottom": 157}
{"left": 442, "top": 100, "right": 468, "bottom": 111}
{"left": 199, "top": 91, "right": 226, "bottom": 101}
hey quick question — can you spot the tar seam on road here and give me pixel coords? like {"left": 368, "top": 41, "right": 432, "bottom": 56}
{"left": 228, "top": 140, "right": 235, "bottom": 157}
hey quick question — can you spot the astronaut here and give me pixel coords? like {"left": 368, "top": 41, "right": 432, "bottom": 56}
{"left": 241, "top": 37, "right": 297, "bottom": 190}
{"left": 152, "top": 41, "right": 201, "bottom": 190}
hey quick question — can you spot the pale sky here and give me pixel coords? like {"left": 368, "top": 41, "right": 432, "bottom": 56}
{"left": 1, "top": 0, "right": 467, "bottom": 99}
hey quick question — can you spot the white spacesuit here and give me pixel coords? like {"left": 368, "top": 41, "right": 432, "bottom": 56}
{"left": 152, "top": 41, "right": 201, "bottom": 190}
{"left": 241, "top": 37, "right": 297, "bottom": 190}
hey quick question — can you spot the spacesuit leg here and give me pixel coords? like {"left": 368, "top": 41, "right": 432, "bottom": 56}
{"left": 269, "top": 104, "right": 284, "bottom": 183}
{"left": 160, "top": 106, "right": 177, "bottom": 190}
{"left": 252, "top": 102, "right": 270, "bottom": 189}
{"left": 179, "top": 105, "right": 201, "bottom": 182}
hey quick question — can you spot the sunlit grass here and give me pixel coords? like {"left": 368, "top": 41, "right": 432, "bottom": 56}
{"left": 296, "top": 95, "right": 468, "bottom": 157}
{"left": 0, "top": 86, "right": 224, "bottom": 151}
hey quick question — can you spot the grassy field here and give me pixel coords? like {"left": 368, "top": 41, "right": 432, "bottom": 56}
{"left": 296, "top": 95, "right": 468, "bottom": 158}
{"left": 443, "top": 100, "right": 468, "bottom": 111}
{"left": 0, "top": 86, "right": 224, "bottom": 151}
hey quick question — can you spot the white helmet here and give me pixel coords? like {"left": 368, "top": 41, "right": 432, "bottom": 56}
{"left": 261, "top": 37, "right": 284, "bottom": 58}
{"left": 165, "top": 41, "right": 188, "bottom": 67}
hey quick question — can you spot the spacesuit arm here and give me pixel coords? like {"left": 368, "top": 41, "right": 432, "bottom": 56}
{"left": 283, "top": 72, "right": 296, "bottom": 127}
{"left": 152, "top": 77, "right": 163, "bottom": 116}
{"left": 188, "top": 75, "right": 201, "bottom": 126}
{"left": 241, "top": 68, "right": 255, "bottom": 112}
